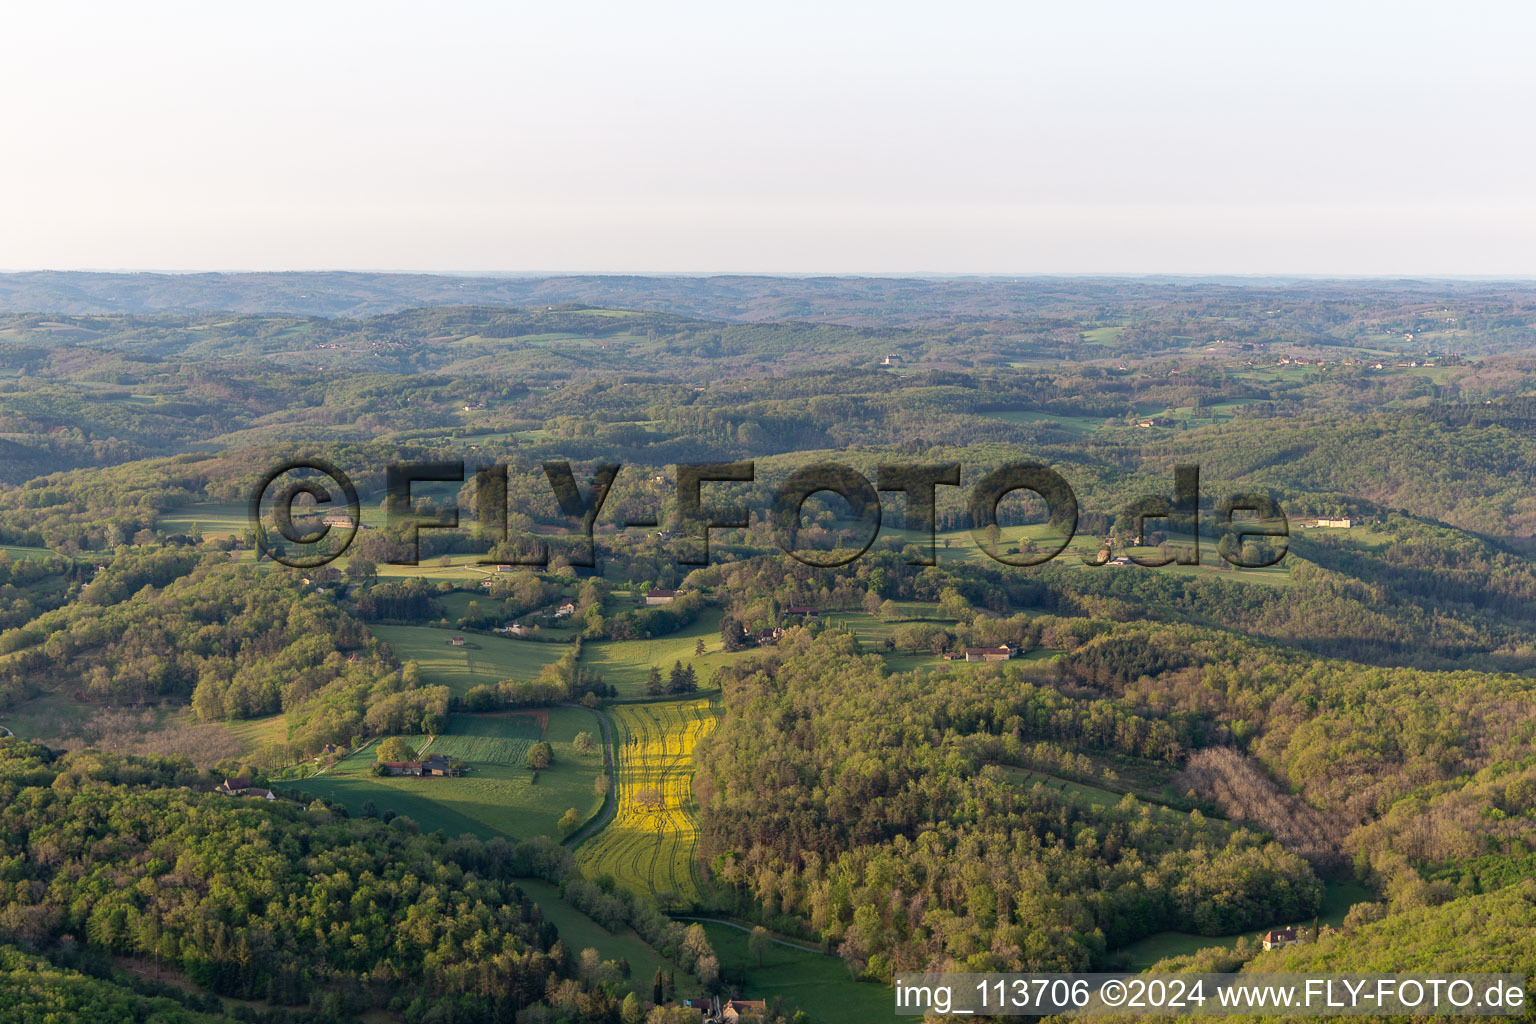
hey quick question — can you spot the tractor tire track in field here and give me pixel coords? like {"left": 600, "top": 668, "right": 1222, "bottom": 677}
{"left": 574, "top": 697, "right": 719, "bottom": 905}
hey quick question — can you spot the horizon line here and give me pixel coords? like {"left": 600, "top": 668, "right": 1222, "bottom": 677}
{"left": 4, "top": 269, "right": 1536, "bottom": 282}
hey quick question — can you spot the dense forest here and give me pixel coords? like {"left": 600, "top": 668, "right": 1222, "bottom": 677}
{"left": 0, "top": 740, "right": 644, "bottom": 1022}
{"left": 695, "top": 631, "right": 1320, "bottom": 973}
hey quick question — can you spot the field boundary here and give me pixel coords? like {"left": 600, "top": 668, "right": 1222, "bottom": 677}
{"left": 671, "top": 916, "right": 823, "bottom": 954}
{"left": 603, "top": 688, "right": 723, "bottom": 705}
{"left": 561, "top": 702, "right": 617, "bottom": 849}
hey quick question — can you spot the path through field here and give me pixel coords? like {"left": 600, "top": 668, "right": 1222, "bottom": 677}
{"left": 561, "top": 703, "right": 617, "bottom": 848}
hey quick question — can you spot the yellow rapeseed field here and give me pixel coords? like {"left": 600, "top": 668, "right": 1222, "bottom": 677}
{"left": 577, "top": 698, "right": 720, "bottom": 905}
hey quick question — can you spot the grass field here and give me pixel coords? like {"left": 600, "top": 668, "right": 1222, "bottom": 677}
{"left": 1104, "top": 529, "right": 1295, "bottom": 588}
{"left": 301, "top": 707, "right": 604, "bottom": 841}
{"left": 818, "top": 610, "right": 1062, "bottom": 673}
{"left": 517, "top": 878, "right": 692, "bottom": 995}
{"left": 820, "top": 609, "right": 961, "bottom": 670}
{"left": 980, "top": 408, "right": 1106, "bottom": 435}
{"left": 0, "top": 692, "right": 83, "bottom": 740}
{"left": 998, "top": 748, "right": 1182, "bottom": 801}
{"left": 864, "top": 523, "right": 1292, "bottom": 588}
{"left": 425, "top": 712, "right": 546, "bottom": 764}
{"left": 1081, "top": 326, "right": 1127, "bottom": 346}
{"left": 820, "top": 606, "right": 941, "bottom": 646}
{"left": 434, "top": 590, "right": 480, "bottom": 621}
{"left": 224, "top": 712, "right": 290, "bottom": 754}
{"left": 161, "top": 497, "right": 396, "bottom": 537}
{"left": 437, "top": 589, "right": 550, "bottom": 624}
{"left": 370, "top": 624, "right": 571, "bottom": 695}
{"left": 996, "top": 765, "right": 1191, "bottom": 822}
{"left": 578, "top": 699, "right": 720, "bottom": 907}
{"left": 157, "top": 502, "right": 250, "bottom": 539}
{"left": 369, "top": 555, "right": 504, "bottom": 583}
{"left": 700, "top": 922, "right": 892, "bottom": 1021}
{"left": 579, "top": 609, "right": 748, "bottom": 696}
{"left": 0, "top": 543, "right": 60, "bottom": 560}
{"left": 1117, "top": 880, "right": 1374, "bottom": 970}
{"left": 884, "top": 524, "right": 1075, "bottom": 568}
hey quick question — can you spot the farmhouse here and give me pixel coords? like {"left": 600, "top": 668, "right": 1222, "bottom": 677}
{"left": 215, "top": 779, "right": 277, "bottom": 801}
{"left": 555, "top": 599, "right": 577, "bottom": 618}
{"left": 666, "top": 996, "right": 710, "bottom": 1020}
{"left": 321, "top": 513, "right": 356, "bottom": 528}
{"left": 449, "top": 636, "right": 466, "bottom": 646}
{"left": 645, "top": 588, "right": 681, "bottom": 606}
{"left": 1262, "top": 926, "right": 1300, "bottom": 951}
{"left": 379, "top": 754, "right": 459, "bottom": 778}
{"left": 965, "top": 644, "right": 1014, "bottom": 662}
{"left": 421, "top": 754, "right": 458, "bottom": 776}
{"left": 704, "top": 997, "right": 770, "bottom": 1023}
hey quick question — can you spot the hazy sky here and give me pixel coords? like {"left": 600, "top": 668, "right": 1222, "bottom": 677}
{"left": 3, "top": 1, "right": 1534, "bottom": 274}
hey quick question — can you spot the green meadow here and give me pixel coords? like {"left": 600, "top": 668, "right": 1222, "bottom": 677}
{"left": 0, "top": 543, "right": 62, "bottom": 560}
{"left": 700, "top": 921, "right": 892, "bottom": 1021}
{"left": 979, "top": 408, "right": 1107, "bottom": 435}
{"left": 224, "top": 712, "right": 291, "bottom": 754}
{"left": 821, "top": 606, "right": 943, "bottom": 646}
{"left": 425, "top": 712, "right": 545, "bottom": 764}
{"left": 369, "top": 553, "right": 499, "bottom": 583}
{"left": 1081, "top": 326, "right": 1127, "bottom": 346}
{"left": 516, "top": 878, "right": 694, "bottom": 995}
{"left": 369, "top": 623, "right": 572, "bottom": 695}
{"left": 1117, "top": 881, "right": 1375, "bottom": 970}
{"left": 996, "top": 765, "right": 1190, "bottom": 822}
{"left": 300, "top": 706, "right": 606, "bottom": 841}
{"left": 156, "top": 502, "right": 249, "bottom": 539}
{"left": 579, "top": 608, "right": 749, "bottom": 696}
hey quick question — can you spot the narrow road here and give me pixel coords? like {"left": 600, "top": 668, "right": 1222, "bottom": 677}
{"left": 672, "top": 916, "right": 826, "bottom": 954}
{"left": 560, "top": 702, "right": 618, "bottom": 849}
